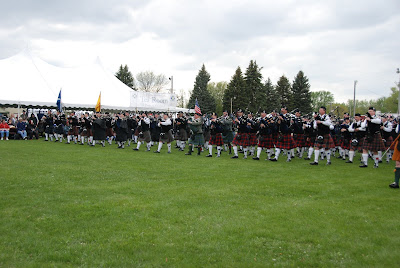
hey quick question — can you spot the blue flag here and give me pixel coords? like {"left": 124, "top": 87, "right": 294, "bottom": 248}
{"left": 56, "top": 89, "right": 62, "bottom": 112}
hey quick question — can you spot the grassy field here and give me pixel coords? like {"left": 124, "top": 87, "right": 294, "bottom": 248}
{"left": 0, "top": 139, "right": 399, "bottom": 267}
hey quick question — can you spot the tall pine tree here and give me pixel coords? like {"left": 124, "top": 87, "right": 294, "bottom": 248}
{"left": 291, "top": 70, "right": 312, "bottom": 114}
{"left": 275, "top": 75, "right": 292, "bottom": 109}
{"left": 115, "top": 64, "right": 135, "bottom": 89}
{"left": 223, "top": 67, "right": 248, "bottom": 113}
{"left": 264, "top": 78, "right": 279, "bottom": 112}
{"left": 244, "top": 60, "right": 265, "bottom": 113}
{"left": 187, "top": 64, "right": 216, "bottom": 114}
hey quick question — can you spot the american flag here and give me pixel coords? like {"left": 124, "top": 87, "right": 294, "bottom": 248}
{"left": 195, "top": 98, "right": 202, "bottom": 115}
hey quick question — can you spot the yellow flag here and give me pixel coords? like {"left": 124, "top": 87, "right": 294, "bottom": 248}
{"left": 95, "top": 92, "right": 101, "bottom": 112}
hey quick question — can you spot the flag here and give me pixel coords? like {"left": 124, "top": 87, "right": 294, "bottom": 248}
{"left": 95, "top": 92, "right": 101, "bottom": 112}
{"left": 56, "top": 89, "right": 62, "bottom": 112}
{"left": 195, "top": 98, "right": 202, "bottom": 115}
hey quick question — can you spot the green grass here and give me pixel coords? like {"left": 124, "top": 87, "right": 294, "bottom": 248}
{"left": 0, "top": 139, "right": 399, "bottom": 267}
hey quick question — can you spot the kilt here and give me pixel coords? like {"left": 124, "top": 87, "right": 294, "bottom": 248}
{"left": 189, "top": 133, "right": 205, "bottom": 146}
{"left": 350, "top": 137, "right": 365, "bottom": 152}
{"left": 68, "top": 126, "right": 79, "bottom": 136}
{"left": 304, "top": 135, "right": 315, "bottom": 148}
{"left": 45, "top": 125, "right": 54, "bottom": 134}
{"left": 106, "top": 128, "right": 114, "bottom": 137}
{"left": 203, "top": 130, "right": 211, "bottom": 143}
{"left": 222, "top": 131, "right": 234, "bottom": 143}
{"left": 160, "top": 130, "right": 174, "bottom": 143}
{"left": 384, "top": 136, "right": 393, "bottom": 150}
{"left": 363, "top": 133, "right": 385, "bottom": 152}
{"left": 392, "top": 141, "right": 400, "bottom": 161}
{"left": 275, "top": 133, "right": 296, "bottom": 149}
{"left": 258, "top": 134, "right": 274, "bottom": 148}
{"left": 340, "top": 138, "right": 351, "bottom": 150}
{"left": 232, "top": 132, "right": 250, "bottom": 147}
{"left": 138, "top": 130, "right": 151, "bottom": 143}
{"left": 175, "top": 129, "right": 188, "bottom": 141}
{"left": 314, "top": 134, "right": 335, "bottom": 149}
{"left": 272, "top": 133, "right": 279, "bottom": 144}
{"left": 248, "top": 133, "right": 258, "bottom": 146}
{"left": 55, "top": 125, "right": 64, "bottom": 135}
{"left": 209, "top": 133, "right": 224, "bottom": 146}
{"left": 333, "top": 135, "right": 341, "bottom": 147}
{"left": 81, "top": 129, "right": 93, "bottom": 137}
{"left": 293, "top": 133, "right": 306, "bottom": 148}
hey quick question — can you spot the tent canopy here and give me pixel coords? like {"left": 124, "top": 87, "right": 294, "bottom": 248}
{"left": 0, "top": 49, "right": 190, "bottom": 112}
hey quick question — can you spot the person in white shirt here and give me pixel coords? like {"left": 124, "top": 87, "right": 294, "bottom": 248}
{"left": 310, "top": 106, "right": 335, "bottom": 165}
{"left": 154, "top": 114, "right": 174, "bottom": 153}
{"left": 359, "top": 107, "right": 386, "bottom": 168}
{"left": 346, "top": 113, "right": 366, "bottom": 163}
{"left": 380, "top": 115, "right": 393, "bottom": 163}
{"left": 133, "top": 113, "right": 152, "bottom": 152}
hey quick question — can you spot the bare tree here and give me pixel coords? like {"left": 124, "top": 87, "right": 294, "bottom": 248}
{"left": 136, "top": 71, "right": 169, "bottom": 92}
{"left": 177, "top": 89, "right": 188, "bottom": 108}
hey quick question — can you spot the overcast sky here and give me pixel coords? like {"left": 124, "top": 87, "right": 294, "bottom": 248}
{"left": 0, "top": 0, "right": 399, "bottom": 103}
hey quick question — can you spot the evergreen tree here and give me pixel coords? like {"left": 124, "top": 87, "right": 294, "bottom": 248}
{"left": 275, "top": 75, "right": 292, "bottom": 109}
{"left": 291, "top": 70, "right": 312, "bottom": 114}
{"left": 264, "top": 78, "right": 279, "bottom": 112}
{"left": 223, "top": 67, "right": 248, "bottom": 113}
{"left": 187, "top": 64, "right": 216, "bottom": 114}
{"left": 244, "top": 60, "right": 265, "bottom": 113}
{"left": 115, "top": 64, "right": 135, "bottom": 89}
{"left": 208, "top": 81, "right": 227, "bottom": 116}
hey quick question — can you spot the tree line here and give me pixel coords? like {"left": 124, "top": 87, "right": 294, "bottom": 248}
{"left": 116, "top": 62, "right": 399, "bottom": 117}
{"left": 188, "top": 61, "right": 312, "bottom": 115}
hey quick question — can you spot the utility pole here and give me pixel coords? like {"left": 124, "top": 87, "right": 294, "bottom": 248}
{"left": 353, "top": 80, "right": 357, "bottom": 117}
{"left": 397, "top": 68, "right": 400, "bottom": 115}
{"left": 169, "top": 76, "right": 174, "bottom": 94}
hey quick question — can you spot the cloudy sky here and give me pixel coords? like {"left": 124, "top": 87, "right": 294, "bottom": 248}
{"left": 1, "top": 0, "right": 399, "bottom": 103}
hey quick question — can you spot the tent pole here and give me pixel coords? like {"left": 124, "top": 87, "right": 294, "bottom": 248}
{"left": 17, "top": 104, "right": 20, "bottom": 119}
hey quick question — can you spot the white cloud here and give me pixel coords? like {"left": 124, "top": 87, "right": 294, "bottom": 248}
{"left": 0, "top": 0, "right": 399, "bottom": 105}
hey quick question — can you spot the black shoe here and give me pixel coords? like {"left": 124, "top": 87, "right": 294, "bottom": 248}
{"left": 269, "top": 158, "right": 277, "bottom": 162}
{"left": 304, "top": 157, "right": 310, "bottom": 160}
{"left": 185, "top": 152, "right": 192, "bottom": 155}
{"left": 359, "top": 164, "right": 368, "bottom": 168}
{"left": 326, "top": 161, "right": 331, "bottom": 165}
{"left": 310, "top": 162, "right": 318, "bottom": 165}
{"left": 345, "top": 160, "right": 353, "bottom": 163}
{"left": 206, "top": 154, "right": 212, "bottom": 157}
{"left": 389, "top": 182, "right": 399, "bottom": 188}
{"left": 231, "top": 155, "right": 238, "bottom": 159}
{"left": 253, "top": 157, "right": 260, "bottom": 160}
{"left": 154, "top": 151, "right": 160, "bottom": 153}
{"left": 133, "top": 148, "right": 139, "bottom": 151}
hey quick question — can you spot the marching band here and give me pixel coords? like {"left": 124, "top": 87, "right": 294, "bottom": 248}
{"left": 30, "top": 106, "right": 398, "bottom": 171}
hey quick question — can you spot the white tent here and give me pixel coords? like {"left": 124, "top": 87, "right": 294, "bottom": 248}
{"left": 0, "top": 49, "right": 190, "bottom": 112}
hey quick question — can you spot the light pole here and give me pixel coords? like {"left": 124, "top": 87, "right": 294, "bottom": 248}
{"left": 353, "top": 80, "right": 357, "bottom": 117}
{"left": 169, "top": 76, "right": 174, "bottom": 94}
{"left": 397, "top": 68, "right": 400, "bottom": 114}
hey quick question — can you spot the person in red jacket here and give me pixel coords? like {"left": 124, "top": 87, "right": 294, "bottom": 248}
{"left": 0, "top": 119, "right": 10, "bottom": 140}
